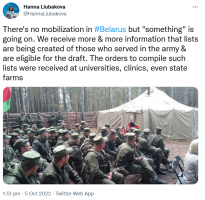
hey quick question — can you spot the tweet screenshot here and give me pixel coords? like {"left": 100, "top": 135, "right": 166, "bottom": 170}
{"left": 1, "top": 0, "right": 204, "bottom": 199}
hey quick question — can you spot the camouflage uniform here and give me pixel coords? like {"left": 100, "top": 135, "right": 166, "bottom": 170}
{"left": 3, "top": 145, "right": 15, "bottom": 162}
{"left": 36, "top": 116, "right": 43, "bottom": 129}
{"left": 104, "top": 135, "right": 117, "bottom": 157}
{"left": 56, "top": 115, "right": 63, "bottom": 124}
{"left": 48, "top": 114, "right": 56, "bottom": 127}
{"left": 32, "top": 136, "right": 53, "bottom": 162}
{"left": 25, "top": 116, "right": 34, "bottom": 127}
{"left": 149, "top": 134, "right": 169, "bottom": 159}
{"left": 64, "top": 138, "right": 87, "bottom": 183}
{"left": 41, "top": 161, "right": 83, "bottom": 184}
{"left": 115, "top": 133, "right": 126, "bottom": 148}
{"left": 55, "top": 136, "right": 68, "bottom": 147}
{"left": 85, "top": 147, "right": 124, "bottom": 184}
{"left": 12, "top": 150, "right": 45, "bottom": 173}
{"left": 81, "top": 138, "right": 94, "bottom": 156}
{"left": 116, "top": 142, "right": 154, "bottom": 183}
{"left": 16, "top": 114, "right": 25, "bottom": 130}
{"left": 48, "top": 136, "right": 57, "bottom": 151}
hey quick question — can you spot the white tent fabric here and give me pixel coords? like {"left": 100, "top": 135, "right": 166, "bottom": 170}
{"left": 97, "top": 87, "right": 198, "bottom": 140}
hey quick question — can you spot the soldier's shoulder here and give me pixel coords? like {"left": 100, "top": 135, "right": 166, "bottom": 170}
{"left": 43, "top": 163, "right": 55, "bottom": 176}
{"left": 104, "top": 137, "right": 109, "bottom": 143}
{"left": 3, "top": 175, "right": 18, "bottom": 184}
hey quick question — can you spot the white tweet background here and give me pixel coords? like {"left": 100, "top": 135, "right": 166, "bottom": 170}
{"left": 0, "top": 0, "right": 204, "bottom": 200}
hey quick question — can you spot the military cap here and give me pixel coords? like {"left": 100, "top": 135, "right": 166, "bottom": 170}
{"left": 56, "top": 123, "right": 60, "bottom": 126}
{"left": 32, "top": 124, "right": 37, "bottom": 128}
{"left": 61, "top": 130, "right": 69, "bottom": 136}
{"left": 58, "top": 111, "right": 61, "bottom": 113}
{"left": 93, "top": 135, "right": 105, "bottom": 145}
{"left": 29, "top": 130, "right": 36, "bottom": 134}
{"left": 39, "top": 128, "right": 48, "bottom": 134}
{"left": 156, "top": 127, "right": 162, "bottom": 134}
{"left": 23, "top": 124, "right": 29, "bottom": 128}
{"left": 84, "top": 128, "right": 91, "bottom": 132}
{"left": 3, "top": 133, "right": 11, "bottom": 139}
{"left": 50, "top": 126, "right": 55, "bottom": 129}
{"left": 81, "top": 121, "right": 87, "bottom": 125}
{"left": 37, "top": 112, "right": 41, "bottom": 114}
{"left": 21, "top": 110, "right": 25, "bottom": 113}
{"left": 109, "top": 129, "right": 116, "bottom": 135}
{"left": 13, "top": 139, "right": 29, "bottom": 149}
{"left": 75, "top": 123, "right": 80, "bottom": 127}
{"left": 102, "top": 127, "right": 108, "bottom": 131}
{"left": 50, "top": 129, "right": 57, "bottom": 134}
{"left": 53, "top": 145, "right": 73, "bottom": 157}
{"left": 71, "top": 133, "right": 80, "bottom": 140}
{"left": 89, "top": 132, "right": 96, "bottom": 139}
{"left": 22, "top": 151, "right": 41, "bottom": 166}
{"left": 125, "top": 133, "right": 135, "bottom": 140}
{"left": 105, "top": 124, "right": 111, "bottom": 128}
{"left": 14, "top": 128, "right": 21, "bottom": 134}
{"left": 10, "top": 133, "right": 19, "bottom": 138}
{"left": 134, "top": 129, "right": 140, "bottom": 135}
{"left": 130, "top": 127, "right": 136, "bottom": 132}
{"left": 143, "top": 128, "right": 151, "bottom": 135}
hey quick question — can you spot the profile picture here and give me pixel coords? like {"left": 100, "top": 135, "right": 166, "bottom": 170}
{"left": 3, "top": 2, "right": 19, "bottom": 19}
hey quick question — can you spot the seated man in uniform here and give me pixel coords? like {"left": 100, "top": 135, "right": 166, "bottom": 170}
{"left": 115, "top": 127, "right": 126, "bottom": 148}
{"left": 79, "top": 128, "right": 91, "bottom": 146}
{"left": 55, "top": 130, "right": 70, "bottom": 147}
{"left": 81, "top": 133, "right": 96, "bottom": 156}
{"left": 85, "top": 135, "right": 124, "bottom": 184}
{"left": 41, "top": 145, "right": 83, "bottom": 184}
{"left": 64, "top": 133, "right": 87, "bottom": 183}
{"left": 3, "top": 151, "right": 41, "bottom": 184}
{"left": 3, "top": 133, "right": 15, "bottom": 162}
{"left": 138, "top": 129, "right": 170, "bottom": 175}
{"left": 116, "top": 133, "right": 166, "bottom": 184}
{"left": 80, "top": 121, "right": 87, "bottom": 132}
{"left": 9, "top": 133, "right": 19, "bottom": 151}
{"left": 74, "top": 123, "right": 81, "bottom": 134}
{"left": 104, "top": 130, "right": 117, "bottom": 159}
{"left": 48, "top": 129, "right": 57, "bottom": 152}
{"left": 99, "top": 127, "right": 109, "bottom": 137}
{"left": 148, "top": 127, "right": 171, "bottom": 161}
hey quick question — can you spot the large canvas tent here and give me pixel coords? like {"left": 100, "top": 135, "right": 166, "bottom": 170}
{"left": 97, "top": 87, "right": 198, "bottom": 140}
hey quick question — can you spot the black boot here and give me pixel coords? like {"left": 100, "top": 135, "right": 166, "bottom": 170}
{"left": 167, "top": 160, "right": 173, "bottom": 164}
{"left": 151, "top": 175, "right": 167, "bottom": 184}
{"left": 156, "top": 167, "right": 166, "bottom": 175}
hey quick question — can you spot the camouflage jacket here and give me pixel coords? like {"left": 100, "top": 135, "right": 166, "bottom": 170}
{"left": 3, "top": 162, "right": 38, "bottom": 184}
{"left": 25, "top": 116, "right": 34, "bottom": 125}
{"left": 12, "top": 150, "right": 44, "bottom": 173}
{"left": 104, "top": 136, "right": 117, "bottom": 157}
{"left": 116, "top": 142, "right": 137, "bottom": 167}
{"left": 56, "top": 115, "right": 64, "bottom": 123}
{"left": 48, "top": 137, "right": 57, "bottom": 149}
{"left": 79, "top": 134, "right": 88, "bottom": 147}
{"left": 64, "top": 139, "right": 84, "bottom": 172}
{"left": 48, "top": 115, "right": 56, "bottom": 122}
{"left": 115, "top": 133, "right": 126, "bottom": 148}
{"left": 16, "top": 114, "right": 25, "bottom": 128}
{"left": 3, "top": 145, "right": 15, "bottom": 162}
{"left": 55, "top": 136, "right": 68, "bottom": 147}
{"left": 81, "top": 138, "right": 94, "bottom": 156}
{"left": 36, "top": 116, "right": 43, "bottom": 125}
{"left": 138, "top": 134, "right": 156, "bottom": 155}
{"left": 32, "top": 136, "right": 52, "bottom": 157}
{"left": 85, "top": 148, "right": 112, "bottom": 182}
{"left": 148, "top": 134, "right": 165, "bottom": 151}
{"left": 40, "top": 161, "right": 83, "bottom": 184}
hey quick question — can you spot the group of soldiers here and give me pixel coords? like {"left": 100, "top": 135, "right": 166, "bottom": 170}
{"left": 3, "top": 111, "right": 172, "bottom": 184}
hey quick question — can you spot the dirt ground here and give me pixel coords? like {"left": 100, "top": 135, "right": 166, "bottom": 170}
{"left": 125, "top": 139, "right": 191, "bottom": 184}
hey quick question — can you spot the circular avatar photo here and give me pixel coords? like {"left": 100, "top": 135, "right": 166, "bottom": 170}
{"left": 3, "top": 2, "right": 19, "bottom": 19}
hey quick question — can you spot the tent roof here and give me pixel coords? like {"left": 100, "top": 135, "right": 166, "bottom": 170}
{"left": 99, "top": 87, "right": 193, "bottom": 113}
